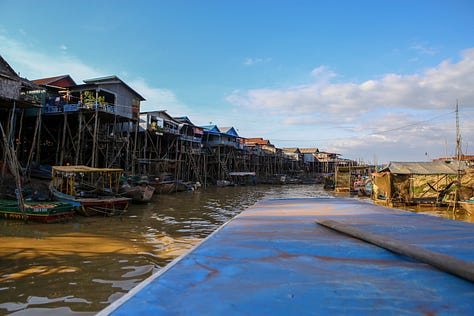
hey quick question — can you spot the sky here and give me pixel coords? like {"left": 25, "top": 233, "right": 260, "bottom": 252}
{"left": 1, "top": 0, "right": 474, "bottom": 164}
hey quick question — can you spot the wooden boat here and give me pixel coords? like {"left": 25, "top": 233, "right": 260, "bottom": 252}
{"left": 151, "top": 180, "right": 177, "bottom": 193}
{"left": 351, "top": 178, "right": 373, "bottom": 196}
{"left": 152, "top": 179, "right": 193, "bottom": 193}
{"left": 457, "top": 199, "right": 474, "bottom": 212}
{"left": 229, "top": 172, "right": 257, "bottom": 185}
{"left": 98, "top": 198, "right": 474, "bottom": 315}
{"left": 120, "top": 180, "right": 155, "bottom": 203}
{"left": 50, "top": 165, "right": 131, "bottom": 216}
{"left": 0, "top": 199, "right": 75, "bottom": 223}
{"left": 176, "top": 180, "right": 194, "bottom": 192}
{"left": 216, "top": 180, "right": 234, "bottom": 187}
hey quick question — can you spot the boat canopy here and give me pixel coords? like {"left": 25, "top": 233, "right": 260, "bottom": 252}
{"left": 52, "top": 165, "right": 123, "bottom": 173}
{"left": 228, "top": 172, "right": 256, "bottom": 176}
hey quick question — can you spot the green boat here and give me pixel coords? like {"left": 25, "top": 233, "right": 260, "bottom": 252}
{"left": 0, "top": 199, "right": 75, "bottom": 223}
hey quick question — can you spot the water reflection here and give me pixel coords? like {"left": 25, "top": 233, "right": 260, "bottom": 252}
{"left": 398, "top": 204, "right": 474, "bottom": 223}
{"left": 0, "top": 184, "right": 471, "bottom": 315}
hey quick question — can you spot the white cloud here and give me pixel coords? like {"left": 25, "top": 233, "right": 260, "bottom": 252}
{"left": 229, "top": 49, "right": 474, "bottom": 117}
{"left": 0, "top": 32, "right": 191, "bottom": 117}
{"left": 243, "top": 57, "right": 271, "bottom": 66}
{"left": 227, "top": 49, "right": 474, "bottom": 162}
{"left": 2, "top": 29, "right": 473, "bottom": 163}
{"left": 409, "top": 41, "right": 437, "bottom": 56}
{"left": 0, "top": 33, "right": 101, "bottom": 80}
{"left": 310, "top": 65, "right": 336, "bottom": 80}
{"left": 129, "top": 78, "right": 190, "bottom": 114}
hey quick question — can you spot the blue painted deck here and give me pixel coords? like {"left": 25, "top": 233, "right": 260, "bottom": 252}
{"left": 98, "top": 198, "right": 474, "bottom": 315}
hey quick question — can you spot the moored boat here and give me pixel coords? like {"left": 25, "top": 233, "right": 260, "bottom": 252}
{"left": 120, "top": 179, "right": 156, "bottom": 203}
{"left": 456, "top": 199, "right": 474, "bottom": 212}
{"left": 151, "top": 179, "right": 178, "bottom": 193}
{"left": 0, "top": 199, "right": 75, "bottom": 223}
{"left": 152, "top": 179, "right": 193, "bottom": 193}
{"left": 228, "top": 172, "right": 257, "bottom": 185}
{"left": 50, "top": 165, "right": 131, "bottom": 216}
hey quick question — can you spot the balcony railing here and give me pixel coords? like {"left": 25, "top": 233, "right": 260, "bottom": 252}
{"left": 42, "top": 103, "right": 117, "bottom": 114}
{"left": 202, "top": 139, "right": 243, "bottom": 149}
{"left": 179, "top": 135, "right": 203, "bottom": 143}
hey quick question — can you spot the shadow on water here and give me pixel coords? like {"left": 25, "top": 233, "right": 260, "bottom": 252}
{"left": 0, "top": 184, "right": 471, "bottom": 315}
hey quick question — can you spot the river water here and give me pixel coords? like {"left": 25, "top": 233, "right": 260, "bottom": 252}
{"left": 0, "top": 184, "right": 472, "bottom": 315}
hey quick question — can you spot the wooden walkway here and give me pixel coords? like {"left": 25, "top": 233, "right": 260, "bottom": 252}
{"left": 98, "top": 198, "right": 474, "bottom": 315}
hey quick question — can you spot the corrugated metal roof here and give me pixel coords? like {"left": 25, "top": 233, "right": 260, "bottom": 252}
{"left": 382, "top": 161, "right": 468, "bottom": 175}
{"left": 281, "top": 147, "right": 300, "bottom": 153}
{"left": 245, "top": 138, "right": 270, "bottom": 145}
{"left": 299, "top": 148, "right": 319, "bottom": 154}
{"left": 32, "top": 75, "right": 76, "bottom": 87}
{"left": 218, "top": 127, "right": 239, "bottom": 137}
{"left": 0, "top": 55, "right": 20, "bottom": 79}
{"left": 83, "top": 75, "right": 145, "bottom": 101}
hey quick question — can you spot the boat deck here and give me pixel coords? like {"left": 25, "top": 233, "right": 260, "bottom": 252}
{"left": 98, "top": 198, "right": 474, "bottom": 315}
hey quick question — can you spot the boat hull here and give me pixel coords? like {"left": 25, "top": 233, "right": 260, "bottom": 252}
{"left": 121, "top": 185, "right": 155, "bottom": 203}
{"left": 0, "top": 199, "right": 75, "bottom": 223}
{"left": 458, "top": 200, "right": 474, "bottom": 212}
{"left": 51, "top": 187, "right": 130, "bottom": 216}
{"left": 79, "top": 198, "right": 130, "bottom": 216}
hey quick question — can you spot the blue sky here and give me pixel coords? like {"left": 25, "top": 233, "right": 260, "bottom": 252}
{"left": 1, "top": 0, "right": 473, "bottom": 164}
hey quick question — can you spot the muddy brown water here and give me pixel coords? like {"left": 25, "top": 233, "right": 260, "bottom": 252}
{"left": 0, "top": 184, "right": 472, "bottom": 315}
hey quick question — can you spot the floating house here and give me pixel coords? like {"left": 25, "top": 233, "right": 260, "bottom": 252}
{"left": 0, "top": 55, "right": 43, "bottom": 205}
{"left": 174, "top": 116, "right": 205, "bottom": 183}
{"left": 200, "top": 125, "right": 246, "bottom": 182}
{"left": 201, "top": 125, "right": 241, "bottom": 149}
{"left": 334, "top": 164, "right": 376, "bottom": 193}
{"left": 372, "top": 161, "right": 468, "bottom": 207}
{"left": 28, "top": 74, "right": 145, "bottom": 170}
{"left": 0, "top": 56, "right": 42, "bottom": 108}
{"left": 244, "top": 139, "right": 288, "bottom": 182}
{"left": 136, "top": 110, "right": 182, "bottom": 177}
{"left": 174, "top": 116, "right": 204, "bottom": 149}
{"left": 247, "top": 138, "right": 276, "bottom": 154}
{"left": 0, "top": 55, "right": 42, "bottom": 164}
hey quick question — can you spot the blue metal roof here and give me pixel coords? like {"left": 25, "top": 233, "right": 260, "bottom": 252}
{"left": 201, "top": 125, "right": 221, "bottom": 135}
{"left": 99, "top": 198, "right": 474, "bottom": 315}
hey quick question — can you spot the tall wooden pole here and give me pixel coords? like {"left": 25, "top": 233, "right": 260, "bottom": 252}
{"left": 26, "top": 108, "right": 41, "bottom": 174}
{"left": 92, "top": 93, "right": 99, "bottom": 168}
{"left": 0, "top": 107, "right": 26, "bottom": 221}
{"left": 59, "top": 112, "right": 67, "bottom": 165}
{"left": 75, "top": 111, "right": 83, "bottom": 165}
{"left": 454, "top": 100, "right": 462, "bottom": 208}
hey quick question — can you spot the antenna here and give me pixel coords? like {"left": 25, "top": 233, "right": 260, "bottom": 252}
{"left": 444, "top": 138, "right": 448, "bottom": 160}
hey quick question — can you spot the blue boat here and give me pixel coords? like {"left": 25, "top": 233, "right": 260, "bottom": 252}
{"left": 98, "top": 198, "right": 474, "bottom": 315}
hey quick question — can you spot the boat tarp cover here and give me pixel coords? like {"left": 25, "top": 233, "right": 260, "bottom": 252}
{"left": 381, "top": 161, "right": 467, "bottom": 175}
{"left": 52, "top": 165, "right": 123, "bottom": 173}
{"left": 228, "top": 172, "right": 256, "bottom": 176}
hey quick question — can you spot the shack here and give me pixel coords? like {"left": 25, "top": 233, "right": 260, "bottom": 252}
{"left": 334, "top": 165, "right": 375, "bottom": 194}
{"left": 372, "top": 161, "right": 468, "bottom": 207}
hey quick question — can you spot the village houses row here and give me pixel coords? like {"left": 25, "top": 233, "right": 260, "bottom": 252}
{"left": 1, "top": 55, "right": 356, "bottom": 183}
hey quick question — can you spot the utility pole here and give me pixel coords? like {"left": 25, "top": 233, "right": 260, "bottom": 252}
{"left": 454, "top": 100, "right": 462, "bottom": 209}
